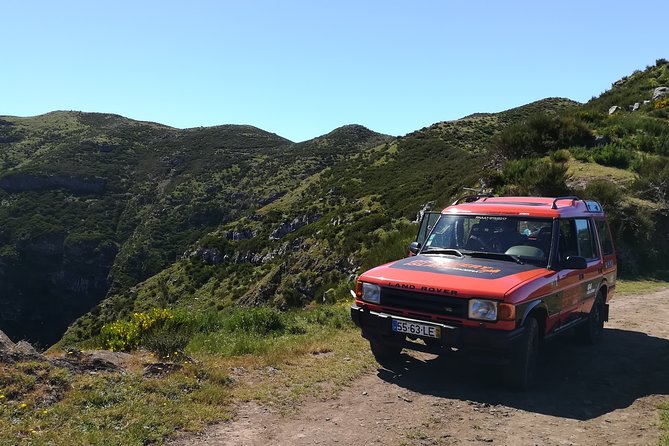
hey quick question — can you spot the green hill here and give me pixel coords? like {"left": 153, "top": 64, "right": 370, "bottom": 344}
{"left": 59, "top": 97, "right": 579, "bottom": 345}
{"left": 2, "top": 60, "right": 668, "bottom": 348}
{"left": 0, "top": 113, "right": 388, "bottom": 345}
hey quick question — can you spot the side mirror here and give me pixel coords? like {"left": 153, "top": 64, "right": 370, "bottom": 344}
{"left": 562, "top": 255, "right": 587, "bottom": 270}
{"left": 409, "top": 242, "right": 421, "bottom": 255}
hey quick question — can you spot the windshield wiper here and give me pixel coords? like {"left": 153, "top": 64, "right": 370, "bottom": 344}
{"left": 421, "top": 248, "right": 465, "bottom": 257}
{"left": 461, "top": 251, "right": 524, "bottom": 264}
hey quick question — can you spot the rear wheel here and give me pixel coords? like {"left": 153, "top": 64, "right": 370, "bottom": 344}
{"left": 369, "top": 340, "right": 402, "bottom": 365}
{"left": 577, "top": 292, "right": 605, "bottom": 344}
{"left": 504, "top": 316, "right": 540, "bottom": 390}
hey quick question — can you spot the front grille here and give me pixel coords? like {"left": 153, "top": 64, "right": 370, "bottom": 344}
{"left": 380, "top": 288, "right": 467, "bottom": 318}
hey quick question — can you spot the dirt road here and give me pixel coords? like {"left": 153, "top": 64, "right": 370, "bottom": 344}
{"left": 176, "top": 289, "right": 669, "bottom": 445}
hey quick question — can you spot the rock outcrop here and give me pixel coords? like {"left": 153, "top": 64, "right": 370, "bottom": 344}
{"left": 226, "top": 229, "right": 255, "bottom": 241}
{"left": 269, "top": 214, "right": 321, "bottom": 240}
{"left": 0, "top": 330, "right": 43, "bottom": 362}
{"left": 652, "top": 86, "right": 669, "bottom": 101}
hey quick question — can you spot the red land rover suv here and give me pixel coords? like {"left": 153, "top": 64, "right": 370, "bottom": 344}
{"left": 350, "top": 196, "right": 617, "bottom": 389}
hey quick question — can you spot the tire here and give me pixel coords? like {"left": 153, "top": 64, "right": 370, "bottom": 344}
{"left": 504, "top": 316, "right": 540, "bottom": 390}
{"left": 577, "top": 293, "right": 605, "bottom": 345}
{"left": 369, "top": 340, "right": 402, "bottom": 365}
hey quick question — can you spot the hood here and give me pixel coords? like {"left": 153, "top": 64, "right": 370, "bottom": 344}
{"left": 359, "top": 255, "right": 548, "bottom": 299}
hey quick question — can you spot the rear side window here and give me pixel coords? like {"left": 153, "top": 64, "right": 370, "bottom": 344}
{"left": 595, "top": 219, "right": 614, "bottom": 256}
{"left": 575, "top": 219, "right": 597, "bottom": 259}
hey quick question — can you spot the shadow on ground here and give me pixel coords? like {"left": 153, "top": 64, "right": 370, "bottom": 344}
{"left": 377, "top": 328, "right": 669, "bottom": 420}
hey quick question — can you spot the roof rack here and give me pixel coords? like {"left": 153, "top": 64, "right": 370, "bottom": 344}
{"left": 551, "top": 196, "right": 581, "bottom": 209}
{"left": 452, "top": 193, "right": 494, "bottom": 205}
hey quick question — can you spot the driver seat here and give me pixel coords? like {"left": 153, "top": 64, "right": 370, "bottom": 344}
{"left": 465, "top": 224, "right": 485, "bottom": 250}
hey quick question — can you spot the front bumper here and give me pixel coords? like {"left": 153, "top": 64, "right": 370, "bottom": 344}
{"left": 350, "top": 304, "right": 525, "bottom": 361}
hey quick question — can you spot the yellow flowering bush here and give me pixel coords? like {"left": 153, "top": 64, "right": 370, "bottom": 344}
{"left": 101, "top": 308, "right": 174, "bottom": 352}
{"left": 655, "top": 98, "right": 669, "bottom": 109}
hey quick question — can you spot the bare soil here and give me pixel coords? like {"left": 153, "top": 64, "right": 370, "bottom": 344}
{"left": 174, "top": 289, "right": 669, "bottom": 445}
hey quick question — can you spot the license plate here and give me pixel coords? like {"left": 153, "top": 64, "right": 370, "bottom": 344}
{"left": 392, "top": 319, "right": 441, "bottom": 338}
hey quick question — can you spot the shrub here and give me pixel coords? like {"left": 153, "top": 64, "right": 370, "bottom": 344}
{"left": 655, "top": 98, "right": 669, "bottom": 110}
{"left": 522, "top": 160, "right": 571, "bottom": 196}
{"left": 582, "top": 179, "right": 624, "bottom": 212}
{"left": 491, "top": 113, "right": 593, "bottom": 159}
{"left": 498, "top": 159, "right": 570, "bottom": 196}
{"left": 550, "top": 149, "right": 571, "bottom": 163}
{"left": 634, "top": 157, "right": 669, "bottom": 205}
{"left": 142, "top": 326, "right": 191, "bottom": 359}
{"left": 225, "top": 307, "right": 286, "bottom": 335}
{"left": 100, "top": 308, "right": 174, "bottom": 352}
{"left": 303, "top": 305, "right": 352, "bottom": 329}
{"left": 570, "top": 147, "right": 592, "bottom": 162}
{"left": 591, "top": 144, "right": 635, "bottom": 169}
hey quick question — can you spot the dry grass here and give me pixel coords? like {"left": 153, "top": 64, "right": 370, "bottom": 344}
{"left": 566, "top": 159, "right": 636, "bottom": 188}
{"left": 616, "top": 278, "right": 669, "bottom": 295}
{"left": 0, "top": 327, "right": 373, "bottom": 445}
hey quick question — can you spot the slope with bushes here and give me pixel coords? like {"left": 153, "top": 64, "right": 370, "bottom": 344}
{"left": 484, "top": 59, "right": 669, "bottom": 275}
{"left": 62, "top": 97, "right": 578, "bottom": 345}
{"left": 3, "top": 61, "right": 669, "bottom": 350}
{"left": 0, "top": 113, "right": 389, "bottom": 346}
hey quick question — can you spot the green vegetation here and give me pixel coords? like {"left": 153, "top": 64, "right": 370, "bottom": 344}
{"left": 0, "top": 60, "right": 667, "bottom": 351}
{"left": 98, "top": 302, "right": 354, "bottom": 358}
{"left": 100, "top": 308, "right": 176, "bottom": 353}
{"left": 480, "top": 61, "right": 669, "bottom": 277}
{"left": 0, "top": 304, "right": 373, "bottom": 445}
{"left": 2, "top": 60, "right": 669, "bottom": 445}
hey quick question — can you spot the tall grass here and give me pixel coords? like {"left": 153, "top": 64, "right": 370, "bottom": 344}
{"left": 98, "top": 304, "right": 354, "bottom": 358}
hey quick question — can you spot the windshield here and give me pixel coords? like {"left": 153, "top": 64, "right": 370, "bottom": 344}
{"left": 422, "top": 215, "right": 554, "bottom": 264}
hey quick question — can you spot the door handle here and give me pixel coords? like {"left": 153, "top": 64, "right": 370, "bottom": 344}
{"left": 579, "top": 273, "right": 584, "bottom": 280}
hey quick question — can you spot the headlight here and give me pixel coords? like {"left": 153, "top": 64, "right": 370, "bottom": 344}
{"left": 361, "top": 282, "right": 381, "bottom": 304}
{"left": 468, "top": 299, "right": 498, "bottom": 321}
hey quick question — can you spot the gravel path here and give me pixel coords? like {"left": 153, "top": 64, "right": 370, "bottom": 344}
{"left": 174, "top": 289, "right": 669, "bottom": 445}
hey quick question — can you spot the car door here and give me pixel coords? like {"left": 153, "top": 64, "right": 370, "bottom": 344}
{"left": 574, "top": 218, "right": 603, "bottom": 315}
{"left": 556, "top": 219, "right": 583, "bottom": 327}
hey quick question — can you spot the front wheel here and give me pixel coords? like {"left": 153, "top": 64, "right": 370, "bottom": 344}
{"left": 369, "top": 340, "right": 402, "bottom": 365}
{"left": 577, "top": 293, "right": 605, "bottom": 344}
{"left": 504, "top": 316, "right": 540, "bottom": 390}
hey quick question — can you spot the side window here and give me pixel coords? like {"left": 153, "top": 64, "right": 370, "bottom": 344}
{"left": 595, "top": 219, "right": 614, "bottom": 256}
{"left": 575, "top": 219, "right": 597, "bottom": 259}
{"left": 559, "top": 219, "right": 598, "bottom": 260}
{"left": 416, "top": 212, "right": 441, "bottom": 246}
{"left": 558, "top": 220, "right": 579, "bottom": 261}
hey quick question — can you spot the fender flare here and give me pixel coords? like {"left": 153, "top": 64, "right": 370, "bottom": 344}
{"left": 519, "top": 300, "right": 549, "bottom": 326}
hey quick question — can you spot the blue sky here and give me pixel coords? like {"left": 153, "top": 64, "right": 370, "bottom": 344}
{"left": 2, "top": 1, "right": 667, "bottom": 141}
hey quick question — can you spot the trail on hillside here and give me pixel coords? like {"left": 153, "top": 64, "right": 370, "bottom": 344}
{"left": 173, "top": 290, "right": 669, "bottom": 446}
